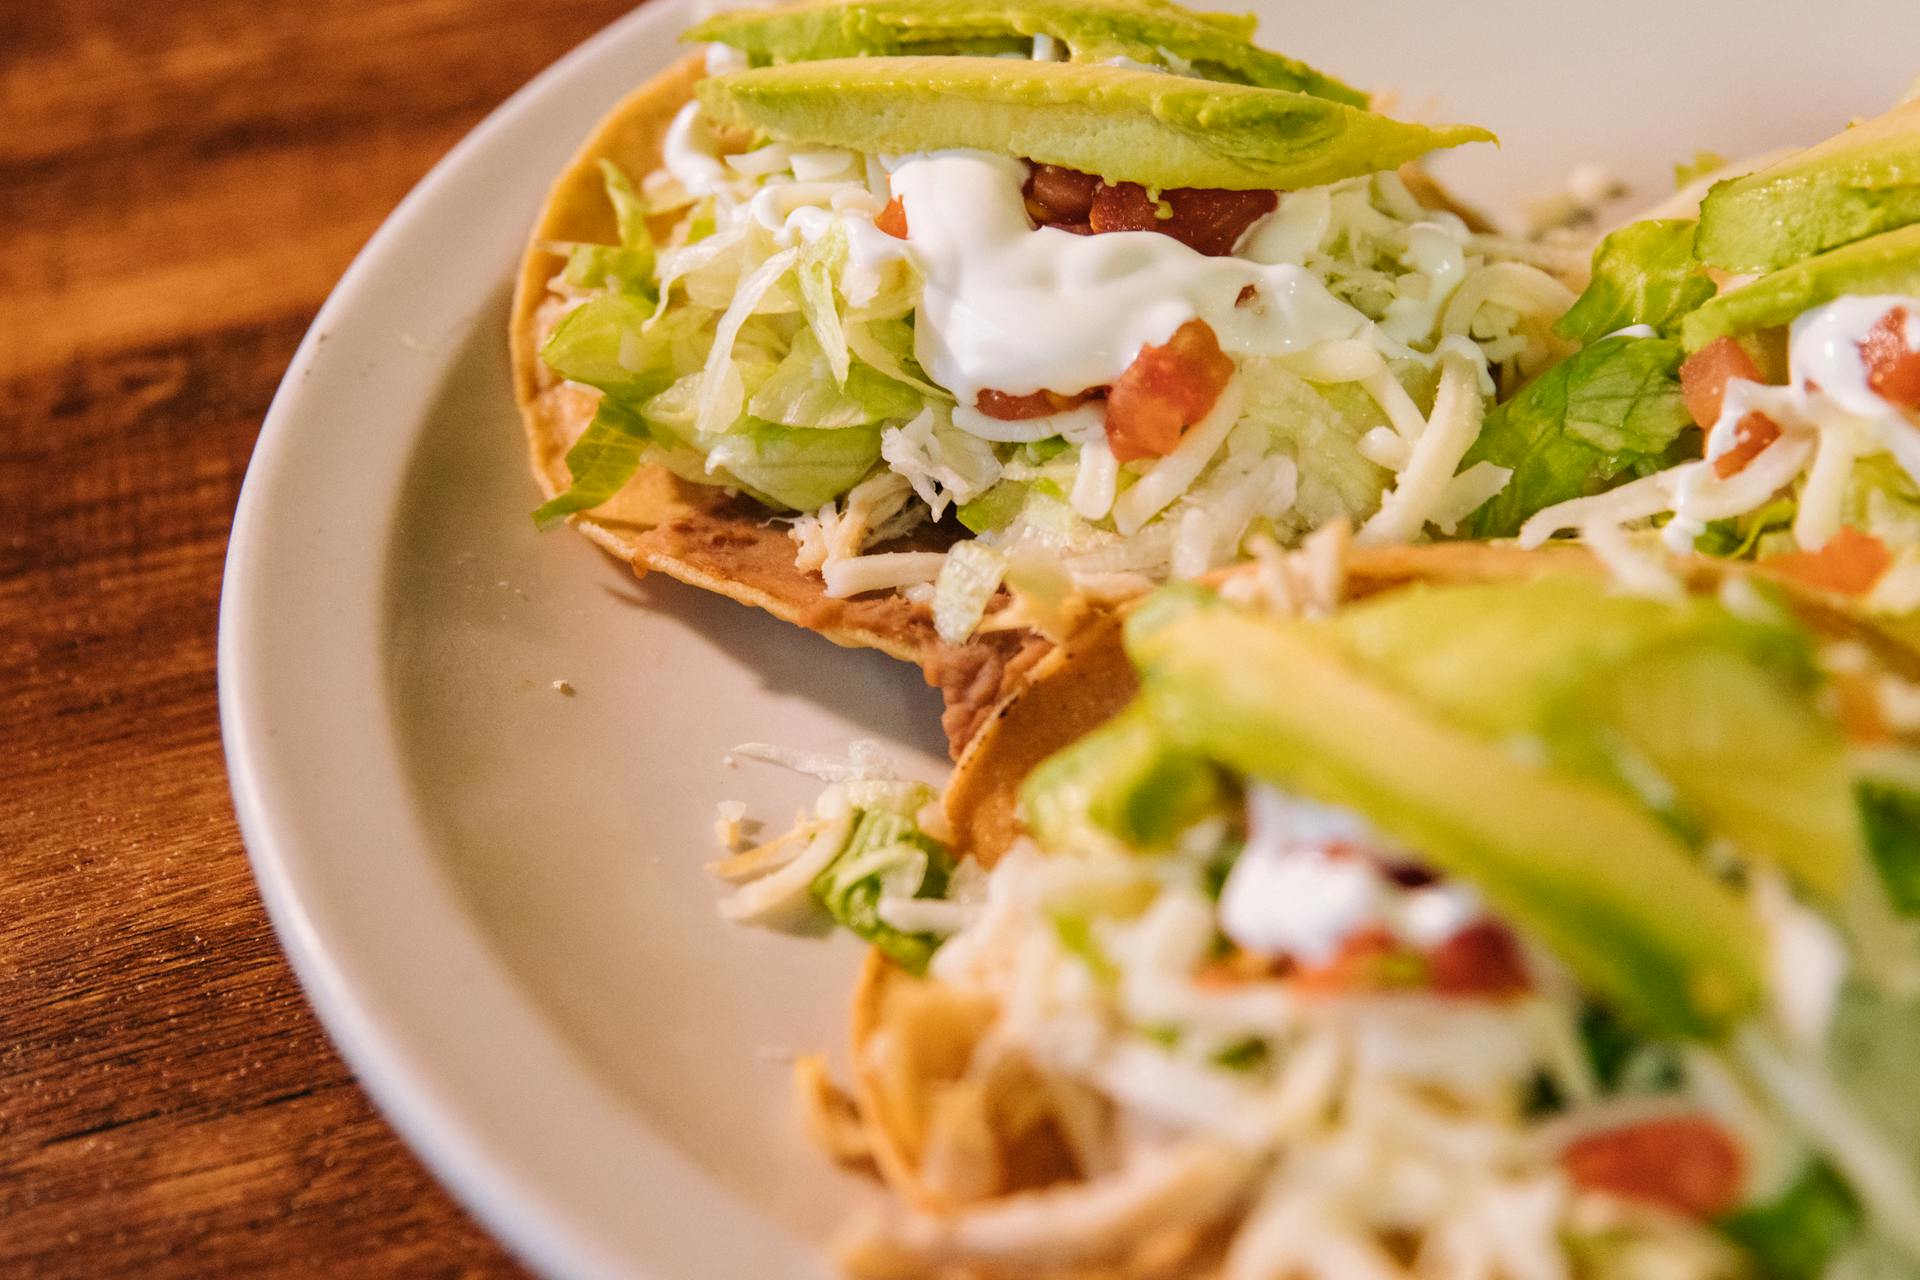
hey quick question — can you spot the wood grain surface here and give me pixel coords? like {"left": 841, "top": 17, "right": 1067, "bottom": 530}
{"left": 1, "top": 2, "right": 643, "bottom": 1273}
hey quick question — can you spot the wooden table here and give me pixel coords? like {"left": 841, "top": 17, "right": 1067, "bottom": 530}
{"left": 2, "top": 2, "right": 642, "bottom": 1272}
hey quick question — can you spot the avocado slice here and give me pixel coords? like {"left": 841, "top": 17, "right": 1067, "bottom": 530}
{"left": 685, "top": 0, "right": 1367, "bottom": 106}
{"left": 1321, "top": 576, "right": 1811, "bottom": 743}
{"left": 1696, "top": 99, "right": 1920, "bottom": 274}
{"left": 696, "top": 57, "right": 1490, "bottom": 191}
{"left": 1021, "top": 701, "right": 1228, "bottom": 850}
{"left": 1319, "top": 576, "right": 1860, "bottom": 904}
{"left": 1681, "top": 222, "right": 1920, "bottom": 350}
{"left": 1553, "top": 640, "right": 1862, "bottom": 904}
{"left": 1126, "top": 604, "right": 1764, "bottom": 1039}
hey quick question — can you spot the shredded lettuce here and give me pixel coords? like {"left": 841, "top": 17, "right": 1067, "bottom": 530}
{"left": 794, "top": 225, "right": 852, "bottom": 384}
{"left": 532, "top": 399, "right": 655, "bottom": 530}
{"left": 1460, "top": 336, "right": 1695, "bottom": 538}
{"left": 540, "top": 293, "right": 673, "bottom": 397}
{"left": 1235, "top": 359, "right": 1394, "bottom": 533}
{"left": 1555, "top": 220, "right": 1718, "bottom": 344}
{"left": 933, "top": 541, "right": 1006, "bottom": 644}
{"left": 810, "top": 808, "right": 954, "bottom": 974}
{"left": 561, "top": 160, "right": 656, "bottom": 295}
{"left": 707, "top": 421, "right": 884, "bottom": 512}
{"left": 748, "top": 329, "right": 922, "bottom": 428}
{"left": 956, "top": 482, "right": 1028, "bottom": 534}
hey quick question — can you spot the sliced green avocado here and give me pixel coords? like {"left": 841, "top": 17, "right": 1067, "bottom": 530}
{"left": 696, "top": 57, "right": 1489, "bottom": 191}
{"left": 1696, "top": 98, "right": 1920, "bottom": 274}
{"left": 1021, "top": 701, "right": 1229, "bottom": 850}
{"left": 1681, "top": 221, "right": 1920, "bottom": 350}
{"left": 1320, "top": 576, "right": 1860, "bottom": 904}
{"left": 1322, "top": 576, "right": 1812, "bottom": 743}
{"left": 1552, "top": 640, "right": 1862, "bottom": 905}
{"left": 685, "top": 0, "right": 1367, "bottom": 106}
{"left": 1126, "top": 604, "right": 1764, "bottom": 1039}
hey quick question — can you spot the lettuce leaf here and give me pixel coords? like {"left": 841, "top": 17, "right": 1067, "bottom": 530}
{"left": 747, "top": 329, "right": 923, "bottom": 428}
{"left": 811, "top": 809, "right": 953, "bottom": 975}
{"left": 1555, "top": 220, "right": 1718, "bottom": 344}
{"left": 560, "top": 160, "right": 657, "bottom": 296}
{"left": 540, "top": 293, "right": 676, "bottom": 399}
{"left": 706, "top": 420, "right": 883, "bottom": 511}
{"left": 532, "top": 398, "right": 654, "bottom": 530}
{"left": 1460, "top": 336, "right": 1696, "bottom": 538}
{"left": 957, "top": 481, "right": 1028, "bottom": 533}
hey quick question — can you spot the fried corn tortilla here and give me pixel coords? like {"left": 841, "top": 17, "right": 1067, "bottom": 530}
{"left": 509, "top": 59, "right": 1531, "bottom": 757}
{"left": 945, "top": 540, "right": 1920, "bottom": 865}
{"left": 511, "top": 53, "right": 1049, "bottom": 753}
{"left": 836, "top": 541, "right": 1920, "bottom": 1279}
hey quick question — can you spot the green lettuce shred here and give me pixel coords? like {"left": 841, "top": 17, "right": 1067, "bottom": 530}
{"left": 811, "top": 808, "right": 954, "bottom": 974}
{"left": 1554, "top": 220, "right": 1718, "bottom": 344}
{"left": 560, "top": 161, "right": 657, "bottom": 295}
{"left": 708, "top": 420, "right": 885, "bottom": 511}
{"left": 533, "top": 399, "right": 655, "bottom": 530}
{"left": 1460, "top": 336, "right": 1696, "bottom": 538}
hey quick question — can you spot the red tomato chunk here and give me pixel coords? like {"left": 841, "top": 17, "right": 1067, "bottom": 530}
{"left": 1105, "top": 319, "right": 1235, "bottom": 462}
{"left": 1562, "top": 1116, "right": 1744, "bottom": 1220}
{"left": 1862, "top": 306, "right": 1920, "bottom": 409}
{"left": 1680, "top": 336, "right": 1765, "bottom": 429}
{"left": 875, "top": 196, "right": 909, "bottom": 240}
{"left": 1763, "top": 525, "right": 1893, "bottom": 597}
{"left": 1713, "top": 412, "right": 1783, "bottom": 479}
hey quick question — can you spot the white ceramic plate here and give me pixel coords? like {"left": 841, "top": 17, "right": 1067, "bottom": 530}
{"left": 219, "top": 5, "right": 1916, "bottom": 1277}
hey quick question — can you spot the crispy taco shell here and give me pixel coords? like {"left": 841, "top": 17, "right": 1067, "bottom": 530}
{"left": 946, "top": 541, "right": 1920, "bottom": 866}
{"left": 509, "top": 53, "right": 1048, "bottom": 752}
{"left": 507, "top": 63, "right": 1552, "bottom": 757}
{"left": 845, "top": 541, "right": 1920, "bottom": 1276}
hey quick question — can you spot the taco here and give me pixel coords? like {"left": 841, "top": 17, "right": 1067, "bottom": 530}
{"left": 1458, "top": 93, "right": 1920, "bottom": 620}
{"left": 510, "top": 0, "right": 1591, "bottom": 750}
{"left": 719, "top": 541, "right": 1920, "bottom": 1279}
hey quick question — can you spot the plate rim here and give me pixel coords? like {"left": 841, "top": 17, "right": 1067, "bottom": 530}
{"left": 214, "top": 4, "right": 807, "bottom": 1277}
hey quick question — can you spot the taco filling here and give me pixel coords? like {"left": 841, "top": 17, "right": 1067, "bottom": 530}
{"left": 1464, "top": 96, "right": 1920, "bottom": 614}
{"left": 523, "top": 0, "right": 1583, "bottom": 646}
{"left": 717, "top": 552, "right": 1920, "bottom": 1279}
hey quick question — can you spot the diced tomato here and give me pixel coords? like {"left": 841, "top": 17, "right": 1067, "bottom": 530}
{"left": 1426, "top": 921, "right": 1531, "bottom": 997}
{"left": 974, "top": 387, "right": 1100, "bottom": 420}
{"left": 1861, "top": 306, "right": 1920, "bottom": 409}
{"left": 1762, "top": 526, "right": 1893, "bottom": 597}
{"left": 1089, "top": 181, "right": 1279, "bottom": 257}
{"left": 1024, "top": 163, "right": 1100, "bottom": 228}
{"left": 1561, "top": 1116, "right": 1744, "bottom": 1220}
{"left": 875, "top": 196, "right": 908, "bottom": 240}
{"left": 1104, "top": 319, "right": 1235, "bottom": 461}
{"left": 1680, "top": 336, "right": 1765, "bottom": 429}
{"left": 1712, "top": 412, "right": 1783, "bottom": 478}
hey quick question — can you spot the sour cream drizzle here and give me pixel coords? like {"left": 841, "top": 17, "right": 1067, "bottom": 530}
{"left": 884, "top": 151, "right": 1368, "bottom": 404}
{"left": 1219, "top": 787, "right": 1481, "bottom": 965}
{"left": 1525, "top": 294, "right": 1920, "bottom": 560}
